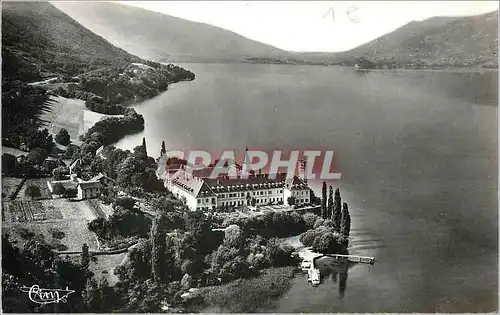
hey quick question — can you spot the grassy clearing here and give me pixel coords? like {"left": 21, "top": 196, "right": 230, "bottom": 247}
{"left": 3, "top": 198, "right": 100, "bottom": 251}
{"left": 4, "top": 219, "right": 98, "bottom": 252}
{"left": 89, "top": 252, "right": 128, "bottom": 285}
{"left": 85, "top": 199, "right": 108, "bottom": 219}
{"left": 3, "top": 215, "right": 99, "bottom": 251}
{"left": 37, "top": 96, "right": 124, "bottom": 142}
{"left": 46, "top": 199, "right": 98, "bottom": 221}
{"left": 38, "top": 96, "right": 86, "bottom": 141}
{"left": 188, "top": 266, "right": 297, "bottom": 313}
{"left": 4, "top": 224, "right": 68, "bottom": 250}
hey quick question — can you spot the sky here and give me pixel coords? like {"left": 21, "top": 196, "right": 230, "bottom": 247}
{"left": 122, "top": 1, "right": 498, "bottom": 52}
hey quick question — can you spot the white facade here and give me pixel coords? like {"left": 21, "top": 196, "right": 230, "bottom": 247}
{"left": 77, "top": 181, "right": 101, "bottom": 200}
{"left": 163, "top": 168, "right": 310, "bottom": 211}
{"left": 156, "top": 151, "right": 312, "bottom": 211}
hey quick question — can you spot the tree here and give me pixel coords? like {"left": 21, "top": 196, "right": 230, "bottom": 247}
{"left": 309, "top": 189, "right": 321, "bottom": 205}
{"left": 160, "top": 140, "right": 166, "bottom": 156}
{"left": 25, "top": 184, "right": 41, "bottom": 199}
{"left": 151, "top": 215, "right": 166, "bottom": 284}
{"left": 99, "top": 276, "right": 115, "bottom": 312}
{"left": 84, "top": 278, "right": 101, "bottom": 312}
{"left": 287, "top": 196, "right": 296, "bottom": 206}
{"left": 52, "top": 182, "right": 65, "bottom": 195}
{"left": 303, "top": 212, "right": 318, "bottom": 230}
{"left": 327, "top": 186, "right": 334, "bottom": 219}
{"left": 26, "top": 128, "right": 54, "bottom": 152}
{"left": 81, "top": 243, "right": 90, "bottom": 270}
{"left": 133, "top": 137, "right": 148, "bottom": 162}
{"left": 116, "top": 156, "right": 145, "bottom": 187}
{"left": 2, "top": 234, "right": 88, "bottom": 312}
{"left": 2, "top": 153, "right": 17, "bottom": 175}
{"left": 27, "top": 147, "right": 48, "bottom": 165}
{"left": 142, "top": 137, "right": 148, "bottom": 157}
{"left": 321, "top": 182, "right": 327, "bottom": 219}
{"left": 223, "top": 225, "right": 244, "bottom": 250}
{"left": 341, "top": 202, "right": 351, "bottom": 238}
{"left": 55, "top": 128, "right": 71, "bottom": 146}
{"left": 53, "top": 166, "right": 69, "bottom": 180}
{"left": 333, "top": 188, "right": 342, "bottom": 233}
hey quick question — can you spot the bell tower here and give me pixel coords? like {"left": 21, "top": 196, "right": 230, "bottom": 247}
{"left": 241, "top": 146, "right": 250, "bottom": 177}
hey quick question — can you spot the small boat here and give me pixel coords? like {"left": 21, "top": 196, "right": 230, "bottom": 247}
{"left": 300, "top": 260, "right": 312, "bottom": 271}
{"left": 354, "top": 63, "right": 368, "bottom": 72}
{"left": 307, "top": 268, "right": 321, "bottom": 286}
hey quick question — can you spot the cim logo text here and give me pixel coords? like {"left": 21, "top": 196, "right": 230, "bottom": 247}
{"left": 20, "top": 285, "right": 75, "bottom": 306}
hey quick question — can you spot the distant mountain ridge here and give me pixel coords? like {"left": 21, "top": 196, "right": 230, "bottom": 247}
{"left": 2, "top": 2, "right": 143, "bottom": 81}
{"left": 335, "top": 11, "right": 498, "bottom": 68}
{"left": 52, "top": 2, "right": 497, "bottom": 68}
{"left": 52, "top": 1, "right": 290, "bottom": 62}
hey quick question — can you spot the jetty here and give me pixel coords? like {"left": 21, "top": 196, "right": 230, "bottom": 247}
{"left": 324, "top": 254, "right": 375, "bottom": 264}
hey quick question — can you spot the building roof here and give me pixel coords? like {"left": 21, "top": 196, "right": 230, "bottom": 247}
{"left": 90, "top": 172, "right": 115, "bottom": 182}
{"left": 156, "top": 155, "right": 195, "bottom": 180}
{"left": 170, "top": 170, "right": 217, "bottom": 197}
{"left": 285, "top": 175, "right": 309, "bottom": 190}
{"left": 51, "top": 180, "right": 78, "bottom": 191}
{"left": 78, "top": 181, "right": 102, "bottom": 189}
{"left": 204, "top": 173, "right": 287, "bottom": 193}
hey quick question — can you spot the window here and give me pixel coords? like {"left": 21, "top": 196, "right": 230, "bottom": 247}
{"left": 197, "top": 199, "right": 201, "bottom": 204}
{"left": 212, "top": 198, "right": 216, "bottom": 204}
{"left": 279, "top": 190, "right": 283, "bottom": 194}
{"left": 268, "top": 190, "right": 272, "bottom": 195}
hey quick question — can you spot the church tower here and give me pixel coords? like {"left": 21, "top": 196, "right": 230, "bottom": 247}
{"left": 298, "top": 158, "right": 307, "bottom": 183}
{"left": 241, "top": 146, "right": 250, "bottom": 177}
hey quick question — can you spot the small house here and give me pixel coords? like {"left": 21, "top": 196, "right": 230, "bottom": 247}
{"left": 77, "top": 181, "right": 102, "bottom": 200}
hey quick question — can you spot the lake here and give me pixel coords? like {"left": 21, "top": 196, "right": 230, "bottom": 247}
{"left": 115, "top": 63, "right": 497, "bottom": 312}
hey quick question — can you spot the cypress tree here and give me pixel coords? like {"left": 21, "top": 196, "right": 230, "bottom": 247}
{"left": 99, "top": 276, "right": 112, "bottom": 312}
{"left": 151, "top": 215, "right": 165, "bottom": 284}
{"left": 321, "top": 181, "right": 327, "bottom": 219}
{"left": 161, "top": 140, "right": 166, "bottom": 156}
{"left": 327, "top": 186, "right": 334, "bottom": 219}
{"left": 141, "top": 137, "right": 148, "bottom": 159}
{"left": 81, "top": 243, "right": 90, "bottom": 270}
{"left": 341, "top": 202, "right": 351, "bottom": 238}
{"left": 84, "top": 278, "right": 100, "bottom": 312}
{"left": 333, "top": 188, "right": 342, "bottom": 232}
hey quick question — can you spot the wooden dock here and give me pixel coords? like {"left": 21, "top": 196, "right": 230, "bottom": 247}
{"left": 325, "top": 254, "right": 376, "bottom": 264}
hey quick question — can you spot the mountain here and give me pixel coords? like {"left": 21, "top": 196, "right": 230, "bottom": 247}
{"left": 52, "top": 1, "right": 289, "bottom": 62}
{"left": 52, "top": 2, "right": 498, "bottom": 68}
{"left": 2, "top": 2, "right": 145, "bottom": 81}
{"left": 2, "top": 1, "right": 195, "bottom": 148}
{"left": 310, "top": 11, "right": 499, "bottom": 68}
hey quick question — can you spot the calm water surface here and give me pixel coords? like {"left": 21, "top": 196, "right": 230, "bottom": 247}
{"left": 116, "top": 64, "right": 497, "bottom": 312}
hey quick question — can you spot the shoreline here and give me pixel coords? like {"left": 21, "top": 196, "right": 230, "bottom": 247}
{"left": 187, "top": 266, "right": 297, "bottom": 313}
{"left": 45, "top": 75, "right": 194, "bottom": 148}
{"left": 164, "top": 59, "right": 497, "bottom": 72}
